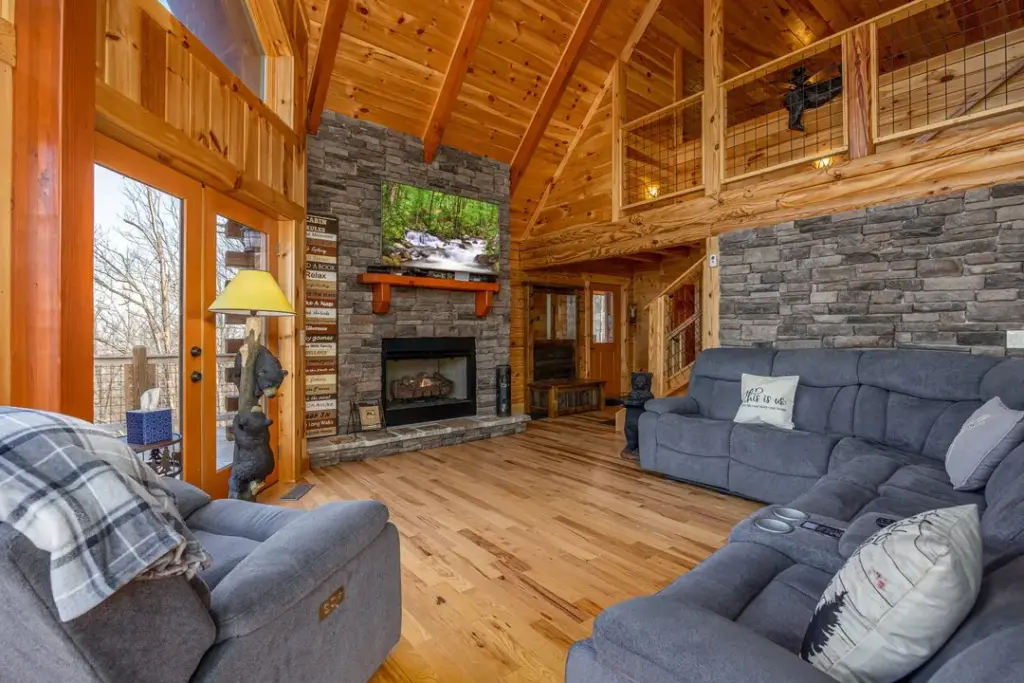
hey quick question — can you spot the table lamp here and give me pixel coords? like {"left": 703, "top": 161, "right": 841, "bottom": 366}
{"left": 209, "top": 269, "right": 295, "bottom": 499}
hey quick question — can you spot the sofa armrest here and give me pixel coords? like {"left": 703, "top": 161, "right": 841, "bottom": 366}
{"left": 643, "top": 396, "right": 698, "bottom": 416}
{"left": 209, "top": 500, "right": 390, "bottom": 641}
{"left": 594, "top": 599, "right": 835, "bottom": 683}
{"left": 839, "top": 512, "right": 902, "bottom": 558}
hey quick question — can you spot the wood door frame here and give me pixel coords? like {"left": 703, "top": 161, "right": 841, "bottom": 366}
{"left": 93, "top": 133, "right": 206, "bottom": 486}
{"left": 588, "top": 282, "right": 624, "bottom": 396}
{"left": 203, "top": 190, "right": 281, "bottom": 498}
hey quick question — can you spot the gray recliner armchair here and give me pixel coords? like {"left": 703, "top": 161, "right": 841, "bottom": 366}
{"left": 0, "top": 479, "right": 401, "bottom": 683}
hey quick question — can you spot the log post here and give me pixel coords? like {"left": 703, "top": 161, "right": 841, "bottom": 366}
{"left": 702, "top": 0, "right": 724, "bottom": 197}
{"left": 844, "top": 26, "right": 875, "bottom": 159}
{"left": 131, "top": 345, "right": 150, "bottom": 409}
{"left": 611, "top": 60, "right": 626, "bottom": 221}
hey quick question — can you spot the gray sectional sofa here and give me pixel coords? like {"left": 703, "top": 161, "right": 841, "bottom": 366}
{"left": 0, "top": 481, "right": 401, "bottom": 683}
{"left": 568, "top": 348, "right": 1024, "bottom": 683}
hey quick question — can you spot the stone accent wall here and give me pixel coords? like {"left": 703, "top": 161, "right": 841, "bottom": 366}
{"left": 719, "top": 183, "right": 1024, "bottom": 356}
{"left": 307, "top": 111, "right": 511, "bottom": 435}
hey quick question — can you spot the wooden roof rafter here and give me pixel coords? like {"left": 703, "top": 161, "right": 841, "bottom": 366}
{"left": 508, "top": 0, "right": 614, "bottom": 197}
{"left": 422, "top": 0, "right": 493, "bottom": 164}
{"left": 307, "top": 0, "right": 350, "bottom": 135}
{"left": 521, "top": 0, "right": 666, "bottom": 237}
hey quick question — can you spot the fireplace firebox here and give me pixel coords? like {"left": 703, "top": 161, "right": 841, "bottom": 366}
{"left": 381, "top": 337, "right": 477, "bottom": 426}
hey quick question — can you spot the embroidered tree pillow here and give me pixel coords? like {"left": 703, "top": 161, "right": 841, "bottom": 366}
{"left": 945, "top": 397, "right": 1024, "bottom": 491}
{"left": 800, "top": 505, "right": 983, "bottom": 683}
{"left": 733, "top": 374, "right": 799, "bottom": 430}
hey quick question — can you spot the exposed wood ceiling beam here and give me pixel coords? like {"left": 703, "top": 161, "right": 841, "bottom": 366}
{"left": 307, "top": 0, "right": 350, "bottom": 135}
{"left": 522, "top": 0, "right": 665, "bottom": 235}
{"left": 509, "top": 0, "right": 613, "bottom": 197}
{"left": 519, "top": 119, "right": 1024, "bottom": 269}
{"left": 422, "top": 0, "right": 493, "bottom": 163}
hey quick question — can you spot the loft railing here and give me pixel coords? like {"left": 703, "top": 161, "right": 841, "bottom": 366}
{"left": 647, "top": 258, "right": 704, "bottom": 397}
{"left": 614, "top": 0, "right": 1024, "bottom": 213}
{"left": 722, "top": 34, "right": 847, "bottom": 182}
{"left": 873, "top": 0, "right": 1024, "bottom": 144}
{"left": 622, "top": 93, "right": 704, "bottom": 210}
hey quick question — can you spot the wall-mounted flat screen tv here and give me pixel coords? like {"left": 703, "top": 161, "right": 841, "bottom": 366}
{"left": 381, "top": 181, "right": 499, "bottom": 274}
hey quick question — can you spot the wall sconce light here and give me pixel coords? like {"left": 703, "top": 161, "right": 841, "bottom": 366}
{"left": 628, "top": 303, "right": 638, "bottom": 324}
{"left": 812, "top": 156, "right": 835, "bottom": 170}
{"left": 647, "top": 185, "right": 660, "bottom": 198}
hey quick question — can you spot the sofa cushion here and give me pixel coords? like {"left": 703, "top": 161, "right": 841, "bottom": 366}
{"left": 655, "top": 413, "right": 733, "bottom": 459}
{"left": 828, "top": 437, "right": 934, "bottom": 473}
{"left": 775, "top": 349, "right": 860, "bottom": 435}
{"left": 688, "top": 348, "right": 775, "bottom": 420}
{"left": 857, "top": 350, "right": 999, "bottom": 402}
{"left": 188, "top": 500, "right": 308, "bottom": 589}
{"left": 980, "top": 443, "right": 1024, "bottom": 564}
{"left": 602, "top": 542, "right": 830, "bottom": 657}
{"left": 728, "top": 424, "right": 839, "bottom": 504}
{"left": 801, "top": 506, "right": 983, "bottom": 683}
{"left": 908, "top": 554, "right": 1024, "bottom": 683}
{"left": 193, "top": 531, "right": 261, "bottom": 589}
{"left": 852, "top": 350, "right": 993, "bottom": 459}
{"left": 795, "top": 439, "right": 983, "bottom": 522}
{"left": 979, "top": 357, "right": 1024, "bottom": 410}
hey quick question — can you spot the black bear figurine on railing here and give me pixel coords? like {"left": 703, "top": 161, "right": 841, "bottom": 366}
{"left": 783, "top": 65, "right": 843, "bottom": 132}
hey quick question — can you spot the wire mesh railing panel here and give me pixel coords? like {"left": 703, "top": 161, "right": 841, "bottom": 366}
{"left": 623, "top": 95, "right": 703, "bottom": 208}
{"left": 724, "top": 36, "right": 846, "bottom": 181}
{"left": 93, "top": 355, "right": 236, "bottom": 434}
{"left": 875, "top": 0, "right": 1024, "bottom": 142}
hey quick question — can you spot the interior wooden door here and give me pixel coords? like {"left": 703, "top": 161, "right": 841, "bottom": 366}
{"left": 590, "top": 284, "right": 621, "bottom": 397}
{"left": 202, "top": 191, "right": 280, "bottom": 498}
{"left": 92, "top": 135, "right": 205, "bottom": 487}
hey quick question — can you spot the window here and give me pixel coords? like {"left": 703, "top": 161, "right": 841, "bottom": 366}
{"left": 163, "top": 0, "right": 266, "bottom": 97}
{"left": 593, "top": 292, "right": 614, "bottom": 344}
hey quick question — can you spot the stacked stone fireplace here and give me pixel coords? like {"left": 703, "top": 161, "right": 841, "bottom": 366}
{"left": 306, "top": 111, "right": 514, "bottom": 450}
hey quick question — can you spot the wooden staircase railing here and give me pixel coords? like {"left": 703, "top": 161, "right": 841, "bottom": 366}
{"left": 647, "top": 258, "right": 705, "bottom": 397}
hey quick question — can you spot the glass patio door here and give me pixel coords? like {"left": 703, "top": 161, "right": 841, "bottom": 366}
{"left": 202, "top": 191, "right": 280, "bottom": 499}
{"left": 92, "top": 136, "right": 205, "bottom": 485}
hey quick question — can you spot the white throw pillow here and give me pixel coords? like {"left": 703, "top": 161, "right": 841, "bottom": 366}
{"left": 945, "top": 397, "right": 1024, "bottom": 491}
{"left": 733, "top": 373, "right": 799, "bottom": 430}
{"left": 800, "top": 505, "right": 983, "bottom": 683}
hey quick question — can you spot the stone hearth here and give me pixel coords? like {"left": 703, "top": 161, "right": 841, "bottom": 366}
{"left": 308, "top": 415, "right": 529, "bottom": 468}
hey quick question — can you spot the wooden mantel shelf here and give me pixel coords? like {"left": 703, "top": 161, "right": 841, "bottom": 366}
{"left": 357, "top": 273, "right": 500, "bottom": 317}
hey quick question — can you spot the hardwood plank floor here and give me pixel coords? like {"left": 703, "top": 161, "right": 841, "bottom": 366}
{"left": 263, "top": 412, "right": 761, "bottom": 683}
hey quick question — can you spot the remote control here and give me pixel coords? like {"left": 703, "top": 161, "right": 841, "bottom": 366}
{"left": 875, "top": 517, "right": 898, "bottom": 528}
{"left": 800, "top": 521, "right": 844, "bottom": 539}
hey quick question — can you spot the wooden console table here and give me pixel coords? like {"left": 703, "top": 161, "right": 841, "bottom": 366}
{"left": 528, "top": 379, "right": 606, "bottom": 419}
{"left": 357, "top": 273, "right": 500, "bottom": 317}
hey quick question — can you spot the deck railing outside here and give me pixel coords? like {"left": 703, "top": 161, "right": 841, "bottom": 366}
{"left": 93, "top": 349, "right": 237, "bottom": 434}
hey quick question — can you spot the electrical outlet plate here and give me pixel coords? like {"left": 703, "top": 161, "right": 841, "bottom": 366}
{"left": 1007, "top": 331, "right": 1024, "bottom": 349}
{"left": 709, "top": 254, "right": 718, "bottom": 268}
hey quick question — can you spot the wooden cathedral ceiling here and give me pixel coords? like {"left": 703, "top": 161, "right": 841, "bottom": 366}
{"left": 301, "top": 0, "right": 937, "bottom": 238}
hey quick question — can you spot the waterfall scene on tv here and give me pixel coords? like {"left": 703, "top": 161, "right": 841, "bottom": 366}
{"left": 381, "top": 181, "right": 500, "bottom": 275}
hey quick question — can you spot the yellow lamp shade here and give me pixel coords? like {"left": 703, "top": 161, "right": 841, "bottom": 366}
{"left": 209, "top": 269, "right": 295, "bottom": 317}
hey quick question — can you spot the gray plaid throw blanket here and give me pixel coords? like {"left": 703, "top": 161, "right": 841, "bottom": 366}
{"left": 0, "top": 407, "right": 211, "bottom": 622}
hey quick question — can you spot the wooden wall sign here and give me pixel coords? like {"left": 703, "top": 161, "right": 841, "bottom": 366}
{"left": 305, "top": 213, "right": 339, "bottom": 438}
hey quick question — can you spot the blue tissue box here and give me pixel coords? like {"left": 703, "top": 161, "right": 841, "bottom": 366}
{"left": 126, "top": 408, "right": 173, "bottom": 445}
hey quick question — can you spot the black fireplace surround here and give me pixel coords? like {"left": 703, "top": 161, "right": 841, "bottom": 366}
{"left": 381, "top": 337, "right": 477, "bottom": 427}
